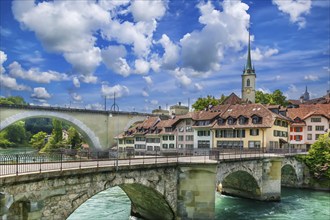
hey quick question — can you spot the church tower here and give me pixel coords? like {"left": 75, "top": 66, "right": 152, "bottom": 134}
{"left": 241, "top": 34, "right": 256, "bottom": 103}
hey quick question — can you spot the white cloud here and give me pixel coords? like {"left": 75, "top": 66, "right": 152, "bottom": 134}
{"left": 8, "top": 61, "right": 69, "bottom": 83}
{"left": 101, "top": 45, "right": 131, "bottom": 77}
{"left": 257, "top": 87, "right": 271, "bottom": 94}
{"left": 251, "top": 48, "right": 279, "bottom": 61}
{"left": 101, "top": 84, "right": 129, "bottom": 98}
{"left": 180, "top": 1, "right": 250, "bottom": 72}
{"left": 135, "top": 59, "right": 150, "bottom": 74}
{"left": 288, "top": 84, "right": 298, "bottom": 93}
{"left": 73, "top": 77, "right": 80, "bottom": 88}
{"left": 80, "top": 75, "right": 98, "bottom": 84}
{"left": 0, "top": 50, "right": 7, "bottom": 74}
{"left": 71, "top": 92, "right": 82, "bottom": 102}
{"left": 272, "top": 0, "right": 312, "bottom": 28}
{"left": 31, "top": 87, "right": 51, "bottom": 99}
{"left": 130, "top": 0, "right": 167, "bottom": 22}
{"left": 85, "top": 103, "right": 103, "bottom": 110}
{"left": 0, "top": 74, "right": 31, "bottom": 91}
{"left": 143, "top": 76, "right": 153, "bottom": 86}
{"left": 304, "top": 74, "right": 319, "bottom": 81}
{"left": 150, "top": 100, "right": 158, "bottom": 105}
{"left": 142, "top": 89, "right": 149, "bottom": 97}
{"left": 157, "top": 34, "right": 180, "bottom": 69}
{"left": 194, "top": 83, "right": 203, "bottom": 91}
{"left": 12, "top": 0, "right": 108, "bottom": 75}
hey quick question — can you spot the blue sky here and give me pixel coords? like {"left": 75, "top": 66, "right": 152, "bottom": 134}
{"left": 0, "top": 0, "right": 329, "bottom": 112}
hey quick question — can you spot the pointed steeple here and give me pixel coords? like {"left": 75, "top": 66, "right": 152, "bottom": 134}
{"left": 243, "top": 32, "right": 255, "bottom": 75}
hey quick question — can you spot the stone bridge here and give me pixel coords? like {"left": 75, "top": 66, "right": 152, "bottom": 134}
{"left": 0, "top": 104, "right": 149, "bottom": 150}
{"left": 0, "top": 156, "right": 306, "bottom": 220}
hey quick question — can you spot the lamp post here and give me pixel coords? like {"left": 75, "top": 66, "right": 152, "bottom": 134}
{"left": 110, "top": 92, "right": 119, "bottom": 171}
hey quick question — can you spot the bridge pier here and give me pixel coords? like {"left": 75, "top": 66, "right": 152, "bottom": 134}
{"left": 259, "top": 158, "right": 282, "bottom": 201}
{"left": 177, "top": 164, "right": 217, "bottom": 220}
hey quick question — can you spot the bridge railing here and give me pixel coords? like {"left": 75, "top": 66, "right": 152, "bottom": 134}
{"left": 0, "top": 148, "right": 307, "bottom": 177}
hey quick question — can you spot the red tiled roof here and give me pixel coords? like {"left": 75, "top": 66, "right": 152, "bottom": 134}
{"left": 221, "top": 93, "right": 242, "bottom": 105}
{"left": 287, "top": 104, "right": 330, "bottom": 120}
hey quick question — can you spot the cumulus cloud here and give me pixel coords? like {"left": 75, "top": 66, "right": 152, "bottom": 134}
{"left": 251, "top": 48, "right": 279, "bottom": 61}
{"left": 101, "top": 84, "right": 129, "bottom": 98}
{"left": 130, "top": 0, "right": 167, "bottom": 22}
{"left": 304, "top": 74, "right": 319, "bottom": 81}
{"left": 0, "top": 74, "right": 31, "bottom": 91}
{"left": 194, "top": 83, "right": 203, "bottom": 91}
{"left": 135, "top": 59, "right": 150, "bottom": 74}
{"left": 180, "top": 1, "right": 250, "bottom": 72}
{"left": 157, "top": 34, "right": 180, "bottom": 69}
{"left": 71, "top": 92, "right": 82, "bottom": 102}
{"left": 0, "top": 50, "right": 7, "bottom": 74}
{"left": 272, "top": 0, "right": 312, "bottom": 28}
{"left": 143, "top": 76, "right": 153, "bottom": 86}
{"left": 80, "top": 75, "right": 98, "bottom": 84}
{"left": 288, "top": 84, "right": 298, "bottom": 93}
{"left": 31, "top": 87, "right": 51, "bottom": 100}
{"left": 101, "top": 45, "right": 131, "bottom": 77}
{"left": 73, "top": 77, "right": 80, "bottom": 88}
{"left": 8, "top": 61, "right": 69, "bottom": 83}
{"left": 150, "top": 100, "right": 158, "bottom": 105}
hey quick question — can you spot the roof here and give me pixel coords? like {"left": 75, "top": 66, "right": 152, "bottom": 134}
{"left": 221, "top": 93, "right": 242, "bottom": 105}
{"left": 287, "top": 104, "right": 330, "bottom": 121}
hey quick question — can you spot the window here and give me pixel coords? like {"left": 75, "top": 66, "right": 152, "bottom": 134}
{"left": 250, "top": 129, "right": 259, "bottom": 136}
{"left": 162, "top": 136, "right": 168, "bottom": 141}
{"left": 135, "top": 144, "right": 146, "bottom": 149}
{"left": 165, "top": 127, "right": 173, "bottom": 132}
{"left": 136, "top": 137, "right": 145, "bottom": 141}
{"left": 294, "top": 127, "right": 303, "bottom": 132}
{"left": 315, "top": 126, "right": 324, "bottom": 131}
{"left": 186, "top": 135, "right": 194, "bottom": 141}
{"left": 196, "top": 121, "right": 210, "bottom": 126}
{"left": 162, "top": 144, "right": 168, "bottom": 149}
{"left": 198, "top": 140, "right": 210, "bottom": 148}
{"left": 247, "top": 79, "right": 250, "bottom": 87}
{"left": 252, "top": 116, "right": 262, "bottom": 124}
{"left": 307, "top": 126, "right": 312, "bottom": 131}
{"left": 315, "top": 134, "right": 320, "bottom": 140}
{"left": 239, "top": 116, "right": 248, "bottom": 125}
{"left": 197, "top": 130, "right": 210, "bottom": 136}
{"left": 215, "top": 129, "right": 245, "bottom": 138}
{"left": 185, "top": 144, "right": 193, "bottom": 149}
{"left": 227, "top": 117, "right": 236, "bottom": 125}
{"left": 249, "top": 141, "right": 260, "bottom": 148}
{"left": 311, "top": 118, "right": 321, "bottom": 122}
{"left": 307, "top": 134, "right": 312, "bottom": 140}
{"left": 178, "top": 135, "right": 184, "bottom": 141}
{"left": 146, "top": 138, "right": 160, "bottom": 143}
{"left": 294, "top": 135, "right": 302, "bottom": 141}
{"left": 169, "top": 144, "right": 175, "bottom": 148}
{"left": 147, "top": 146, "right": 153, "bottom": 151}
{"left": 179, "top": 127, "right": 184, "bottom": 132}
{"left": 186, "top": 120, "right": 191, "bottom": 125}
{"left": 217, "top": 141, "right": 243, "bottom": 149}
{"left": 178, "top": 144, "right": 183, "bottom": 148}
{"left": 125, "top": 139, "right": 134, "bottom": 144}
{"left": 218, "top": 118, "right": 225, "bottom": 125}
{"left": 169, "top": 135, "right": 175, "bottom": 140}
{"left": 186, "top": 126, "right": 193, "bottom": 132}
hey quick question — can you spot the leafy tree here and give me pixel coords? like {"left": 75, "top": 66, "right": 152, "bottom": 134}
{"left": 0, "top": 96, "right": 27, "bottom": 105}
{"left": 29, "top": 131, "right": 47, "bottom": 150}
{"left": 67, "top": 127, "right": 82, "bottom": 149}
{"left": 52, "top": 119, "right": 63, "bottom": 143}
{"left": 255, "top": 89, "right": 288, "bottom": 106}
{"left": 4, "top": 121, "right": 27, "bottom": 144}
{"left": 0, "top": 132, "right": 13, "bottom": 148}
{"left": 303, "top": 132, "right": 330, "bottom": 180}
{"left": 192, "top": 95, "right": 221, "bottom": 111}
{"left": 219, "top": 94, "right": 227, "bottom": 104}
{"left": 25, "top": 118, "right": 53, "bottom": 135}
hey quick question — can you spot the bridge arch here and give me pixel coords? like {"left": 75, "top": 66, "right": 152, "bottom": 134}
{"left": 0, "top": 111, "right": 102, "bottom": 150}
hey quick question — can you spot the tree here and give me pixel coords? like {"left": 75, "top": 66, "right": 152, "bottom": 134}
{"left": 4, "top": 121, "right": 27, "bottom": 144}
{"left": 67, "top": 127, "right": 82, "bottom": 149}
{"left": 303, "top": 132, "right": 330, "bottom": 180}
{"left": 219, "top": 94, "right": 227, "bottom": 104}
{"left": 192, "top": 95, "right": 221, "bottom": 111}
{"left": 52, "top": 119, "right": 63, "bottom": 143}
{"left": 255, "top": 89, "right": 288, "bottom": 106}
{"left": 29, "top": 132, "right": 47, "bottom": 150}
{"left": 0, "top": 96, "right": 27, "bottom": 105}
{"left": 0, "top": 132, "right": 13, "bottom": 148}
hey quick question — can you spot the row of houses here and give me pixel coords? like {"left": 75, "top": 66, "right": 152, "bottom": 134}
{"left": 116, "top": 102, "right": 329, "bottom": 153}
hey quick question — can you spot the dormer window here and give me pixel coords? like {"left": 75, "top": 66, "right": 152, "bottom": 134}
{"left": 238, "top": 116, "right": 248, "bottom": 125}
{"left": 218, "top": 118, "right": 225, "bottom": 125}
{"left": 252, "top": 115, "right": 262, "bottom": 124}
{"left": 227, "top": 117, "right": 236, "bottom": 125}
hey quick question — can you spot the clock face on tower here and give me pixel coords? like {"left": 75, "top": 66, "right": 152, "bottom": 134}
{"left": 246, "top": 88, "right": 251, "bottom": 94}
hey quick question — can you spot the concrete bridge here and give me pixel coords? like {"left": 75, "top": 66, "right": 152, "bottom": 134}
{"left": 0, "top": 154, "right": 306, "bottom": 220}
{"left": 0, "top": 104, "right": 149, "bottom": 150}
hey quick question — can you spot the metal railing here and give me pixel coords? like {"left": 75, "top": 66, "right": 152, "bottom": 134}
{"left": 0, "top": 148, "right": 307, "bottom": 177}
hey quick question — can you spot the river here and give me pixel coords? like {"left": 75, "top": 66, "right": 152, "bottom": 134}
{"left": 68, "top": 186, "right": 330, "bottom": 220}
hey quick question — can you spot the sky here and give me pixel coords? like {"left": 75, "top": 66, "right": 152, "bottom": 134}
{"left": 0, "top": 0, "right": 329, "bottom": 112}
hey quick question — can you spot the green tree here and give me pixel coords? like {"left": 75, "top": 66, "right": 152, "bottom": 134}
{"left": 303, "top": 132, "right": 330, "bottom": 180}
{"left": 67, "top": 127, "right": 82, "bottom": 149}
{"left": 192, "top": 95, "right": 221, "bottom": 111}
{"left": 4, "top": 121, "right": 27, "bottom": 144}
{"left": 0, "top": 96, "right": 27, "bottom": 105}
{"left": 219, "top": 94, "right": 227, "bottom": 104}
{"left": 29, "top": 131, "right": 47, "bottom": 150}
{"left": 255, "top": 90, "right": 288, "bottom": 106}
{"left": 0, "top": 132, "right": 13, "bottom": 148}
{"left": 52, "top": 119, "right": 63, "bottom": 143}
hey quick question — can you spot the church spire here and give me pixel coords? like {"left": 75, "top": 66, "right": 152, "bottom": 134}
{"left": 243, "top": 32, "right": 255, "bottom": 74}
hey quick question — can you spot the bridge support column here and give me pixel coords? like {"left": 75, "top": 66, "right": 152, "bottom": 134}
{"left": 177, "top": 164, "right": 217, "bottom": 220}
{"left": 260, "top": 158, "right": 282, "bottom": 201}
